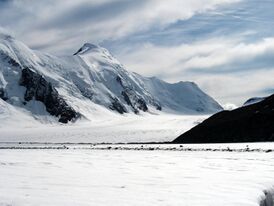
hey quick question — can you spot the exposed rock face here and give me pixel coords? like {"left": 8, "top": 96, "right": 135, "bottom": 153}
{"left": 173, "top": 94, "right": 274, "bottom": 143}
{"left": 136, "top": 98, "right": 148, "bottom": 112}
{"left": 0, "top": 88, "right": 8, "bottom": 101}
{"left": 121, "top": 90, "right": 148, "bottom": 114}
{"left": 117, "top": 75, "right": 150, "bottom": 114}
{"left": 19, "top": 67, "right": 79, "bottom": 123}
{"left": 0, "top": 50, "right": 21, "bottom": 67}
{"left": 109, "top": 98, "right": 127, "bottom": 114}
{"left": 260, "top": 190, "right": 274, "bottom": 206}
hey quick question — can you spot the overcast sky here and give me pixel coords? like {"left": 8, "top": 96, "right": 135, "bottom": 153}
{"left": 0, "top": 0, "right": 273, "bottom": 106}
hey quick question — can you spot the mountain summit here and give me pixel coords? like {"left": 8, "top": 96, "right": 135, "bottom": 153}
{"left": 73, "top": 43, "right": 102, "bottom": 55}
{"left": 0, "top": 34, "right": 222, "bottom": 123}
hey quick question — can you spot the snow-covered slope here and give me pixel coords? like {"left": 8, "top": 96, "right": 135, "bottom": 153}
{"left": 0, "top": 33, "right": 222, "bottom": 123}
{"left": 243, "top": 97, "right": 266, "bottom": 106}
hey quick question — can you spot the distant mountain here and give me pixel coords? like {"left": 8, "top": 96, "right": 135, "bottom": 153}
{"left": 0, "top": 33, "right": 222, "bottom": 123}
{"left": 243, "top": 97, "right": 266, "bottom": 106}
{"left": 173, "top": 94, "right": 274, "bottom": 143}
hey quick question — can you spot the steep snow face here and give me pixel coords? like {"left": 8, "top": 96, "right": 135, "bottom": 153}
{"left": 136, "top": 75, "right": 222, "bottom": 114}
{"left": 0, "top": 34, "right": 222, "bottom": 123}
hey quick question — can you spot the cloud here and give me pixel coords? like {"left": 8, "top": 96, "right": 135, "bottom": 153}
{"left": 1, "top": 0, "right": 273, "bottom": 105}
{"left": 0, "top": 0, "right": 240, "bottom": 54}
{"left": 197, "top": 68, "right": 274, "bottom": 105}
{"left": 117, "top": 37, "right": 274, "bottom": 75}
{"left": 116, "top": 37, "right": 274, "bottom": 105}
{"left": 222, "top": 103, "right": 237, "bottom": 110}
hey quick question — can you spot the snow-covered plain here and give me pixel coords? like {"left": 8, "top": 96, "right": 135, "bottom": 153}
{"left": 0, "top": 148, "right": 274, "bottom": 206}
{"left": 1, "top": 113, "right": 274, "bottom": 206}
{"left": 0, "top": 113, "right": 206, "bottom": 143}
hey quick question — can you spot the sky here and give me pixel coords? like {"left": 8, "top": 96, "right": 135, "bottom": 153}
{"left": 0, "top": 0, "right": 273, "bottom": 106}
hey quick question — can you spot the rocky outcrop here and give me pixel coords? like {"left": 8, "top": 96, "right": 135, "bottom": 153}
{"left": 0, "top": 51, "right": 21, "bottom": 67}
{"left": 173, "top": 94, "right": 274, "bottom": 143}
{"left": 0, "top": 88, "right": 8, "bottom": 101}
{"left": 260, "top": 189, "right": 274, "bottom": 206}
{"left": 153, "top": 102, "right": 162, "bottom": 111}
{"left": 136, "top": 98, "right": 148, "bottom": 112}
{"left": 117, "top": 75, "right": 152, "bottom": 113}
{"left": 121, "top": 90, "right": 148, "bottom": 114}
{"left": 109, "top": 98, "right": 127, "bottom": 114}
{"left": 19, "top": 67, "right": 79, "bottom": 123}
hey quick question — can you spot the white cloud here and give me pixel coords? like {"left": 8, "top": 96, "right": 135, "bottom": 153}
{"left": 1, "top": 0, "right": 273, "bottom": 105}
{"left": 0, "top": 0, "right": 241, "bottom": 53}
{"left": 222, "top": 103, "right": 238, "bottom": 110}
{"left": 196, "top": 68, "right": 274, "bottom": 105}
{"left": 118, "top": 37, "right": 274, "bottom": 76}
{"left": 116, "top": 37, "right": 274, "bottom": 105}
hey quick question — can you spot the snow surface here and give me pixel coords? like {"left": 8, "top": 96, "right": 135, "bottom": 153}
{"left": 0, "top": 147, "right": 273, "bottom": 206}
{"left": 0, "top": 113, "right": 207, "bottom": 143}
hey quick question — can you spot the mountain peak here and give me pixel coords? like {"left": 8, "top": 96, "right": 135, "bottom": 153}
{"left": 243, "top": 96, "right": 266, "bottom": 106}
{"left": 73, "top": 43, "right": 101, "bottom": 55}
{"left": 0, "top": 35, "right": 222, "bottom": 124}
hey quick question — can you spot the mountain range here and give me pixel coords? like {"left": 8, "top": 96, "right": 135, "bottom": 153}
{"left": 0, "top": 33, "right": 222, "bottom": 123}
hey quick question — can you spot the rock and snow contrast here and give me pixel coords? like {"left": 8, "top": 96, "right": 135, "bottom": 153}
{"left": 174, "top": 94, "right": 274, "bottom": 143}
{"left": 1, "top": 0, "right": 274, "bottom": 205}
{"left": 0, "top": 33, "right": 274, "bottom": 206}
{"left": 0, "top": 33, "right": 222, "bottom": 126}
{"left": 243, "top": 97, "right": 266, "bottom": 106}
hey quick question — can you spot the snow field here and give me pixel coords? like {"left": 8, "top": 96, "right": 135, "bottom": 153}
{"left": 0, "top": 114, "right": 206, "bottom": 143}
{"left": 0, "top": 149, "right": 273, "bottom": 206}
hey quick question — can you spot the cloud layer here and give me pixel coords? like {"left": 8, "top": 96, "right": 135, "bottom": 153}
{"left": 118, "top": 37, "right": 274, "bottom": 105}
{"left": 0, "top": 0, "right": 273, "bottom": 105}
{"left": 0, "top": 0, "right": 239, "bottom": 53}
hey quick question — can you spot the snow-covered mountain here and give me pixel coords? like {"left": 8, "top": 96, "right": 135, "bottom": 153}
{"left": 0, "top": 33, "right": 222, "bottom": 123}
{"left": 243, "top": 97, "right": 266, "bottom": 106}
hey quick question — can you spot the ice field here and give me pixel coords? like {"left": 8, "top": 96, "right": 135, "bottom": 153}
{"left": 0, "top": 145, "right": 274, "bottom": 206}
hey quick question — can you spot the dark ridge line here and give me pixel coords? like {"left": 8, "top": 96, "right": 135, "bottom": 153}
{"left": 0, "top": 141, "right": 171, "bottom": 145}
{"left": 1, "top": 141, "right": 274, "bottom": 145}
{"left": 0, "top": 146, "right": 273, "bottom": 153}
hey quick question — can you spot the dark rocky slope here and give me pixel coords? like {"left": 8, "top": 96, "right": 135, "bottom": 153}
{"left": 20, "top": 67, "right": 79, "bottom": 123}
{"left": 173, "top": 94, "right": 274, "bottom": 143}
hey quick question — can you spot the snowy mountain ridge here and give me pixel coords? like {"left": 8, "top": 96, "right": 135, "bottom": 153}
{"left": 243, "top": 97, "right": 266, "bottom": 106}
{"left": 0, "top": 33, "right": 222, "bottom": 123}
